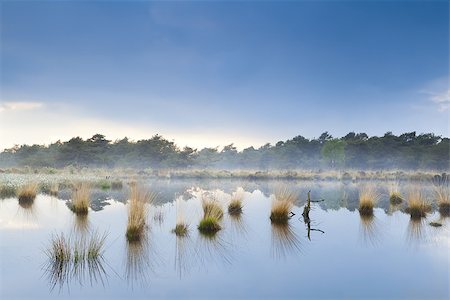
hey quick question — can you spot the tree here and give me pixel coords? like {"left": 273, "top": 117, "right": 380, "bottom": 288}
{"left": 321, "top": 139, "right": 346, "bottom": 168}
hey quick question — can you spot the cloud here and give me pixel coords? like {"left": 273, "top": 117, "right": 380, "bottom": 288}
{"left": 430, "top": 89, "right": 450, "bottom": 112}
{"left": 0, "top": 101, "right": 43, "bottom": 112}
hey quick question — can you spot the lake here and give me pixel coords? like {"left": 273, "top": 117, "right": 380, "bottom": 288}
{"left": 0, "top": 179, "right": 448, "bottom": 299}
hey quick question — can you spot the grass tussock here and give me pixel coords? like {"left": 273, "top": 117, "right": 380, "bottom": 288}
{"left": 358, "top": 186, "right": 379, "bottom": 216}
{"left": 270, "top": 189, "right": 296, "bottom": 224}
{"left": 201, "top": 195, "right": 224, "bottom": 220}
{"left": 389, "top": 182, "right": 403, "bottom": 205}
{"left": 198, "top": 217, "right": 222, "bottom": 236}
{"left": 172, "top": 223, "right": 189, "bottom": 237}
{"left": 198, "top": 194, "right": 223, "bottom": 235}
{"left": 405, "top": 190, "right": 431, "bottom": 219}
{"left": 71, "top": 182, "right": 91, "bottom": 215}
{"left": 228, "top": 189, "right": 244, "bottom": 216}
{"left": 17, "top": 182, "right": 38, "bottom": 205}
{"left": 434, "top": 186, "right": 450, "bottom": 217}
{"left": 126, "top": 184, "right": 155, "bottom": 242}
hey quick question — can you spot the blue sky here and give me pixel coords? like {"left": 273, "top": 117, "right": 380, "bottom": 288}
{"left": 0, "top": 0, "right": 448, "bottom": 150}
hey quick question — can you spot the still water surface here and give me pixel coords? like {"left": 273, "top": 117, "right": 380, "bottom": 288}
{"left": 0, "top": 180, "right": 448, "bottom": 299}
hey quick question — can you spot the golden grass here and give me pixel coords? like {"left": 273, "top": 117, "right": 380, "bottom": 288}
{"left": 126, "top": 184, "right": 155, "bottom": 242}
{"left": 270, "top": 188, "right": 296, "bottom": 224}
{"left": 228, "top": 189, "right": 244, "bottom": 215}
{"left": 388, "top": 182, "right": 403, "bottom": 205}
{"left": 405, "top": 190, "right": 431, "bottom": 219}
{"left": 358, "top": 186, "right": 379, "bottom": 216}
{"left": 434, "top": 186, "right": 450, "bottom": 217}
{"left": 198, "top": 194, "right": 223, "bottom": 235}
{"left": 17, "top": 182, "right": 38, "bottom": 205}
{"left": 71, "top": 182, "right": 91, "bottom": 215}
{"left": 201, "top": 195, "right": 224, "bottom": 220}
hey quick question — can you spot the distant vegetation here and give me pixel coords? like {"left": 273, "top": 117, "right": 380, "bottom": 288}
{"left": 0, "top": 131, "right": 448, "bottom": 170}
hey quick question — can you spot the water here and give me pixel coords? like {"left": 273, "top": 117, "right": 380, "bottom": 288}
{"left": 0, "top": 180, "right": 448, "bottom": 299}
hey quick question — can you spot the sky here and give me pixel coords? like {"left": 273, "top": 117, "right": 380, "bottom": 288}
{"left": 0, "top": 0, "right": 448, "bottom": 151}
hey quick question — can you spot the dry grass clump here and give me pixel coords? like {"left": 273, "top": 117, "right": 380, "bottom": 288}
{"left": 434, "top": 186, "right": 450, "bottom": 217}
{"left": 228, "top": 189, "right": 244, "bottom": 215}
{"left": 198, "top": 194, "right": 223, "bottom": 235}
{"left": 270, "top": 189, "right": 296, "bottom": 224}
{"left": 126, "top": 184, "right": 155, "bottom": 242}
{"left": 405, "top": 190, "right": 431, "bottom": 219}
{"left": 70, "top": 182, "right": 91, "bottom": 215}
{"left": 389, "top": 182, "right": 403, "bottom": 205}
{"left": 17, "top": 182, "right": 38, "bottom": 205}
{"left": 201, "top": 195, "right": 224, "bottom": 220}
{"left": 358, "top": 186, "right": 379, "bottom": 216}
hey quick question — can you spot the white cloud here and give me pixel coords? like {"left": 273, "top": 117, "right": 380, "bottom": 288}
{"left": 0, "top": 101, "right": 43, "bottom": 112}
{"left": 430, "top": 89, "right": 450, "bottom": 112}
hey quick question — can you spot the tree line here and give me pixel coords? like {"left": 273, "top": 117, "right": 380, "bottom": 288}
{"left": 0, "top": 132, "right": 448, "bottom": 170}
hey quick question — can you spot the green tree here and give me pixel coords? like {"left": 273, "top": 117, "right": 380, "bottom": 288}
{"left": 321, "top": 139, "right": 346, "bottom": 168}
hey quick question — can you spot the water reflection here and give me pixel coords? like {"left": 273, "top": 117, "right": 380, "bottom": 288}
{"left": 196, "top": 233, "right": 233, "bottom": 266}
{"left": 270, "top": 223, "right": 302, "bottom": 259}
{"left": 358, "top": 214, "right": 382, "bottom": 247}
{"left": 174, "top": 234, "right": 196, "bottom": 279}
{"left": 125, "top": 237, "right": 153, "bottom": 287}
{"left": 406, "top": 218, "right": 427, "bottom": 247}
{"left": 228, "top": 214, "right": 249, "bottom": 241}
{"left": 73, "top": 214, "right": 90, "bottom": 235}
{"left": 42, "top": 233, "right": 108, "bottom": 292}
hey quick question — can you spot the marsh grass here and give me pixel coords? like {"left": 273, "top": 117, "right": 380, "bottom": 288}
{"left": 228, "top": 189, "right": 244, "bottom": 216}
{"left": 172, "top": 223, "right": 189, "bottom": 236}
{"left": 201, "top": 195, "right": 224, "bottom": 220}
{"left": 70, "top": 182, "right": 91, "bottom": 215}
{"left": 358, "top": 186, "right": 379, "bottom": 216}
{"left": 405, "top": 190, "right": 431, "bottom": 220}
{"left": 0, "top": 184, "right": 17, "bottom": 199}
{"left": 17, "top": 182, "right": 38, "bottom": 206}
{"left": 198, "top": 195, "right": 223, "bottom": 235}
{"left": 270, "top": 188, "right": 296, "bottom": 224}
{"left": 126, "top": 184, "right": 155, "bottom": 242}
{"left": 389, "top": 182, "right": 403, "bottom": 205}
{"left": 434, "top": 186, "right": 450, "bottom": 217}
